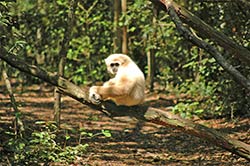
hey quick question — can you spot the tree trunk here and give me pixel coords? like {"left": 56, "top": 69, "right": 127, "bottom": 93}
{"left": 0, "top": 48, "right": 249, "bottom": 161}
{"left": 146, "top": 8, "right": 157, "bottom": 91}
{"left": 54, "top": 0, "right": 77, "bottom": 126}
{"left": 146, "top": 50, "right": 155, "bottom": 91}
{"left": 121, "top": 0, "right": 128, "bottom": 54}
{"left": 2, "top": 63, "right": 24, "bottom": 136}
{"left": 114, "top": 0, "right": 122, "bottom": 52}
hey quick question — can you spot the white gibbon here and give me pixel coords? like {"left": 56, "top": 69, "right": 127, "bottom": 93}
{"left": 89, "top": 54, "right": 145, "bottom": 106}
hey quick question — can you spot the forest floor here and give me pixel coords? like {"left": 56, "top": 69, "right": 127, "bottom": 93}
{"left": 0, "top": 84, "right": 249, "bottom": 166}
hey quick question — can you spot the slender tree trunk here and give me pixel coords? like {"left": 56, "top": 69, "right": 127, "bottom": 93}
{"left": 121, "top": 0, "right": 128, "bottom": 54}
{"left": 146, "top": 50, "right": 155, "bottom": 91}
{"left": 146, "top": 8, "right": 157, "bottom": 91}
{"left": 35, "top": 0, "right": 45, "bottom": 65}
{"left": 54, "top": 0, "right": 77, "bottom": 126}
{"left": 2, "top": 63, "right": 24, "bottom": 136}
{"left": 114, "top": 0, "right": 122, "bottom": 52}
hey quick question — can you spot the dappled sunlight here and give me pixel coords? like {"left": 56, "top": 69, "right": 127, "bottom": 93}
{"left": 0, "top": 86, "right": 249, "bottom": 165}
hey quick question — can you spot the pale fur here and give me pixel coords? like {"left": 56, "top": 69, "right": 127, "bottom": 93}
{"left": 89, "top": 54, "right": 145, "bottom": 106}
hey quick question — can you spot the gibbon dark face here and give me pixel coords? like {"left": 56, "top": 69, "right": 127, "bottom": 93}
{"left": 109, "top": 62, "right": 120, "bottom": 75}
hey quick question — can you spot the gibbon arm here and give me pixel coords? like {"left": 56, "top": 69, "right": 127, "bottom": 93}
{"left": 95, "top": 85, "right": 131, "bottom": 99}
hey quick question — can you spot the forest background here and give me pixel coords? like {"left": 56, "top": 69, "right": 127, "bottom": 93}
{"left": 0, "top": 0, "right": 249, "bottom": 165}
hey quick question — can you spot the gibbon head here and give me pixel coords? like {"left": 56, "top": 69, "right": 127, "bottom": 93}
{"left": 105, "top": 54, "right": 131, "bottom": 75}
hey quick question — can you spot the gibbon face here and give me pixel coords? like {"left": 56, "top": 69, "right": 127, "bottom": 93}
{"left": 106, "top": 61, "right": 120, "bottom": 75}
{"left": 105, "top": 54, "right": 130, "bottom": 75}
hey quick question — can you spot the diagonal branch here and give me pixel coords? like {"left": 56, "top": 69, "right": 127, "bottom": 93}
{"left": 0, "top": 47, "right": 249, "bottom": 160}
{"left": 151, "top": 0, "right": 250, "bottom": 63}
{"left": 153, "top": 0, "right": 250, "bottom": 92}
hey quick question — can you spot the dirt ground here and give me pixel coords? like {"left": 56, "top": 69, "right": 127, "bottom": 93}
{"left": 0, "top": 84, "right": 249, "bottom": 166}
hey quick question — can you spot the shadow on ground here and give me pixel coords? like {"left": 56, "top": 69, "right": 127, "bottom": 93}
{"left": 0, "top": 85, "right": 249, "bottom": 165}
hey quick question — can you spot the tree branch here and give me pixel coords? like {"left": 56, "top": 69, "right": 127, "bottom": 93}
{"left": 152, "top": 0, "right": 250, "bottom": 93}
{"left": 0, "top": 47, "right": 249, "bottom": 160}
{"left": 151, "top": 0, "right": 250, "bottom": 63}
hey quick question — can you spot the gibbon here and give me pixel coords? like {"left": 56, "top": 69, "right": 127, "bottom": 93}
{"left": 89, "top": 54, "right": 145, "bottom": 106}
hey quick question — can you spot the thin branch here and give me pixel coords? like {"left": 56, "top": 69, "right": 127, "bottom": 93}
{"left": 150, "top": 0, "right": 250, "bottom": 63}
{"left": 0, "top": 47, "right": 59, "bottom": 86}
{"left": 155, "top": 0, "right": 250, "bottom": 93}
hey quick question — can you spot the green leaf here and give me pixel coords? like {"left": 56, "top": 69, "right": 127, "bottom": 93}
{"left": 65, "top": 134, "right": 70, "bottom": 141}
{"left": 194, "top": 109, "right": 204, "bottom": 114}
{"left": 101, "top": 130, "right": 112, "bottom": 137}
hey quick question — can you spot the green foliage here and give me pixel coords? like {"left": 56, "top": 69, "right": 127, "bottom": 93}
{"left": 1, "top": 1, "right": 249, "bottom": 165}
{"left": 6, "top": 121, "right": 89, "bottom": 165}
{"left": 80, "top": 128, "right": 112, "bottom": 138}
{"left": 5, "top": 121, "right": 112, "bottom": 165}
{"left": 1, "top": 0, "right": 249, "bottom": 117}
{"left": 155, "top": 2, "right": 249, "bottom": 116}
{"left": 65, "top": 0, "right": 113, "bottom": 84}
{"left": 101, "top": 129, "right": 112, "bottom": 137}
{"left": 173, "top": 101, "right": 204, "bottom": 118}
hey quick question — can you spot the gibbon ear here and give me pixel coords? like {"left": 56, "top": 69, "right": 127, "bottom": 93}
{"left": 104, "top": 57, "right": 108, "bottom": 64}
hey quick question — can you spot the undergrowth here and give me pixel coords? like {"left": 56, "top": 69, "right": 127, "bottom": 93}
{"left": 5, "top": 121, "right": 111, "bottom": 165}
